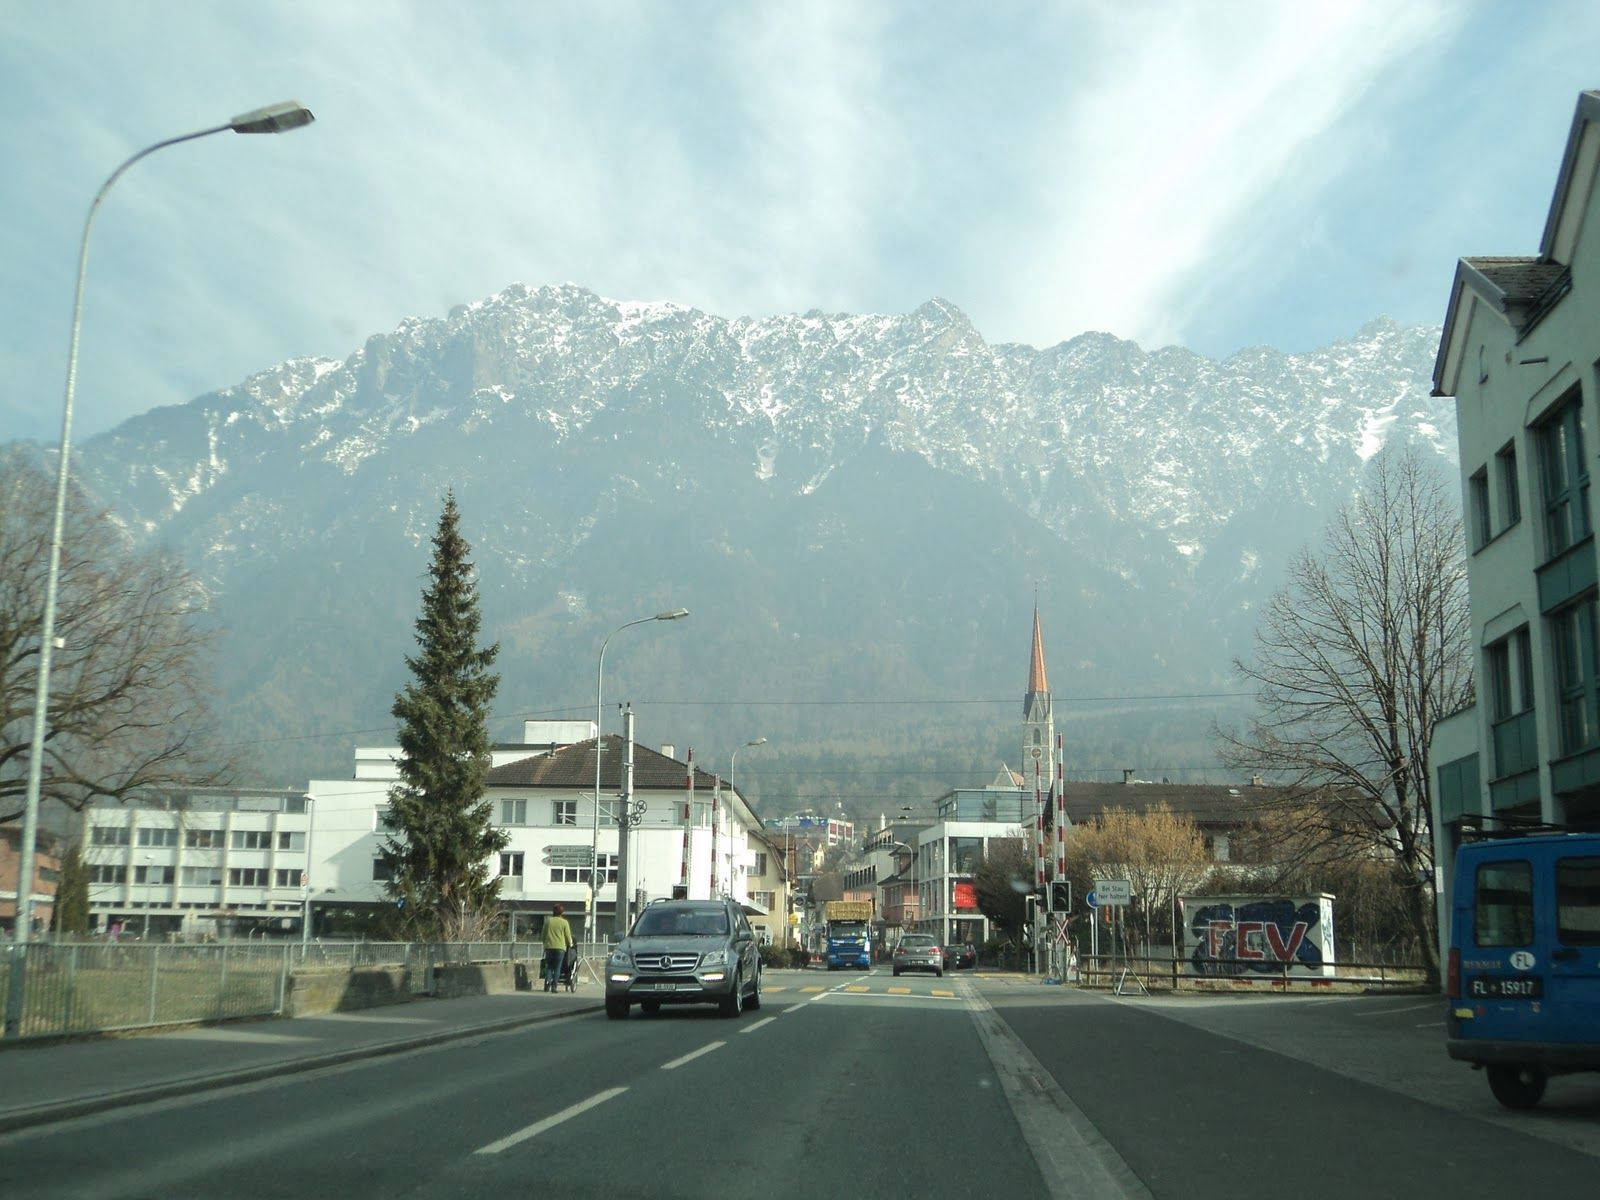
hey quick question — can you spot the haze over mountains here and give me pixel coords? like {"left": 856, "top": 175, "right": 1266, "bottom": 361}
{"left": 13, "top": 284, "right": 1453, "bottom": 820}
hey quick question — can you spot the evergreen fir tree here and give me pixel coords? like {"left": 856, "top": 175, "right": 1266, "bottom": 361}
{"left": 382, "top": 492, "right": 507, "bottom": 937}
{"left": 50, "top": 843, "right": 91, "bottom": 934}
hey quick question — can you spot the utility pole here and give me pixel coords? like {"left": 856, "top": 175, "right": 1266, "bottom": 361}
{"left": 613, "top": 705, "right": 636, "bottom": 937}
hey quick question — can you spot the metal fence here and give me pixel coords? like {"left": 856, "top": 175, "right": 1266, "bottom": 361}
{"left": 0, "top": 938, "right": 577, "bottom": 1042}
{"left": 1075, "top": 953, "right": 1433, "bottom": 993}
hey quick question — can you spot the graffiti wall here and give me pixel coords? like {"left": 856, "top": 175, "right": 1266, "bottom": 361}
{"left": 1180, "top": 895, "right": 1335, "bottom": 977}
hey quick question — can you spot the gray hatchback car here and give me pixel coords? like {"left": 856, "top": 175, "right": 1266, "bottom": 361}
{"left": 605, "top": 899, "right": 761, "bottom": 1019}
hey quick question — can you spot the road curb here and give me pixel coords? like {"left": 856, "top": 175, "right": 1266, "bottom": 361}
{"left": 0, "top": 1002, "right": 603, "bottom": 1135}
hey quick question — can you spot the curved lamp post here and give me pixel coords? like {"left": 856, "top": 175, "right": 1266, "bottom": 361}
{"left": 588, "top": 608, "right": 688, "bottom": 941}
{"left": 3, "top": 102, "right": 315, "bottom": 1041}
{"left": 729, "top": 737, "right": 766, "bottom": 800}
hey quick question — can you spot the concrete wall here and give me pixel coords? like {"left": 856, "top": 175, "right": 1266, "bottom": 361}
{"left": 284, "top": 958, "right": 537, "bottom": 1016}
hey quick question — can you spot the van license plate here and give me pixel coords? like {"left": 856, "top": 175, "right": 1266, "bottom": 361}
{"left": 1468, "top": 976, "right": 1542, "bottom": 999}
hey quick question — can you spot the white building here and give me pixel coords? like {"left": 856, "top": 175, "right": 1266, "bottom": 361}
{"left": 1430, "top": 89, "right": 1600, "bottom": 948}
{"left": 305, "top": 721, "right": 765, "bottom": 940}
{"left": 81, "top": 789, "right": 313, "bottom": 939}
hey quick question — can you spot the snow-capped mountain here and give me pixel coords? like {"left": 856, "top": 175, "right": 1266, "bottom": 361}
{"left": 36, "top": 284, "right": 1454, "bottom": 798}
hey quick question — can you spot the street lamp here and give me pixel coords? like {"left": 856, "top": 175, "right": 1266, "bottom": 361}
{"left": 729, "top": 737, "right": 766, "bottom": 799}
{"left": 2, "top": 102, "right": 315, "bottom": 1042}
{"left": 589, "top": 609, "right": 689, "bottom": 942}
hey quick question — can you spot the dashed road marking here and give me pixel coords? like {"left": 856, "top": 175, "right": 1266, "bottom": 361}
{"left": 474, "top": 1087, "right": 628, "bottom": 1154}
{"left": 933, "top": 989, "right": 954, "bottom": 998}
{"left": 888, "top": 986, "right": 911, "bottom": 995}
{"left": 660, "top": 1041, "right": 726, "bottom": 1071}
{"left": 740, "top": 1017, "right": 777, "bottom": 1034}
{"left": 845, "top": 985, "right": 870, "bottom": 993}
{"left": 801, "top": 986, "right": 824, "bottom": 993}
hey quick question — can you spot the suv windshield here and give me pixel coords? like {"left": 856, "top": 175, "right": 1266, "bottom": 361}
{"left": 632, "top": 907, "right": 730, "bottom": 937}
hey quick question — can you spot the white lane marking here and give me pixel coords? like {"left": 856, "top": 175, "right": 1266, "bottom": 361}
{"left": 779, "top": 1004, "right": 802, "bottom": 1014}
{"left": 1415, "top": 1020, "right": 1444, "bottom": 1028}
{"left": 474, "top": 1087, "right": 628, "bottom": 1154}
{"left": 740, "top": 1017, "right": 777, "bottom": 1034}
{"left": 1349, "top": 1001, "right": 1440, "bottom": 1017}
{"left": 962, "top": 982, "right": 1152, "bottom": 1200}
{"left": 660, "top": 1040, "right": 726, "bottom": 1071}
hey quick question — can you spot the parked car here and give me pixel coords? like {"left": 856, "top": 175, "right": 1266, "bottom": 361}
{"left": 893, "top": 933, "right": 943, "bottom": 977}
{"left": 946, "top": 942, "right": 977, "bottom": 970}
{"left": 1446, "top": 831, "right": 1600, "bottom": 1108}
{"left": 605, "top": 899, "right": 761, "bottom": 1020}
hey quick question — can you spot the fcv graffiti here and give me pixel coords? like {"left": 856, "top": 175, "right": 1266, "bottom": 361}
{"left": 1188, "top": 900, "right": 1325, "bottom": 976}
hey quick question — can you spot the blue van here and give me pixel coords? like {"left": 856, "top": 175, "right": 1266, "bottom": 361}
{"left": 1447, "top": 832, "right": 1600, "bottom": 1108}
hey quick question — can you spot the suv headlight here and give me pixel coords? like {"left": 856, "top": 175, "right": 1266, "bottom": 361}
{"left": 607, "top": 950, "right": 633, "bottom": 968}
{"left": 699, "top": 949, "right": 729, "bottom": 967}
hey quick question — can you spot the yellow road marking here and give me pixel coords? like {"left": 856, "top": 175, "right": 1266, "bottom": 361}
{"left": 932, "top": 989, "right": 954, "bottom": 997}
{"left": 845, "top": 985, "right": 870, "bottom": 993}
{"left": 888, "top": 986, "right": 911, "bottom": 995}
{"left": 765, "top": 986, "right": 786, "bottom": 993}
{"left": 801, "top": 986, "right": 824, "bottom": 993}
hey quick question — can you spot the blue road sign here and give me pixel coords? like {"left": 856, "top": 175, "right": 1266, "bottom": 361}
{"left": 1085, "top": 890, "right": 1099, "bottom": 909}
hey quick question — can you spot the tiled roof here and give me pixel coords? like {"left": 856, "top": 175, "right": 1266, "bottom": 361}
{"left": 1461, "top": 256, "right": 1570, "bottom": 308}
{"left": 484, "top": 735, "right": 724, "bottom": 793}
{"left": 1027, "top": 607, "right": 1049, "bottom": 695}
{"left": 1060, "top": 781, "right": 1272, "bottom": 827}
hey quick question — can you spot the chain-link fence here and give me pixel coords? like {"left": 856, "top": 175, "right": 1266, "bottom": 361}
{"left": 0, "top": 939, "right": 561, "bottom": 1041}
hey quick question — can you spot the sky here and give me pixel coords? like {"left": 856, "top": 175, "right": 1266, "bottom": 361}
{"left": 3, "top": 1, "right": 1600, "bottom": 443}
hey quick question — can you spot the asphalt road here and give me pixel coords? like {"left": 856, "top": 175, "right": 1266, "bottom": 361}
{"left": 2, "top": 969, "right": 1598, "bottom": 1199}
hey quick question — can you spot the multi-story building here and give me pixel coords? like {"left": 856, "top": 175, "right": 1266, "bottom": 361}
{"left": 745, "top": 828, "right": 794, "bottom": 947}
{"left": 1430, "top": 90, "right": 1600, "bottom": 945}
{"left": 1, "top": 824, "right": 60, "bottom": 937}
{"left": 79, "top": 789, "right": 312, "bottom": 939}
{"left": 307, "top": 721, "right": 766, "bottom": 941}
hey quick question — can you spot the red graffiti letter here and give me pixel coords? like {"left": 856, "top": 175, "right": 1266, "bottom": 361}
{"left": 1265, "top": 921, "right": 1308, "bottom": 962}
{"left": 1236, "top": 921, "right": 1265, "bottom": 960}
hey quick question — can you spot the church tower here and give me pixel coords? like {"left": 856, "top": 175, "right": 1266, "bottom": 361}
{"left": 1022, "top": 606, "right": 1055, "bottom": 778}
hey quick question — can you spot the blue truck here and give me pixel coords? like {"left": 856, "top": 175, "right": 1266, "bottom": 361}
{"left": 823, "top": 900, "right": 874, "bottom": 970}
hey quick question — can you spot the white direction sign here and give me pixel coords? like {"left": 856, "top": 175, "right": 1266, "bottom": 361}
{"left": 1091, "top": 878, "right": 1132, "bottom": 906}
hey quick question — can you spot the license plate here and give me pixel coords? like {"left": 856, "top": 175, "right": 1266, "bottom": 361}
{"left": 1468, "top": 975, "right": 1543, "bottom": 999}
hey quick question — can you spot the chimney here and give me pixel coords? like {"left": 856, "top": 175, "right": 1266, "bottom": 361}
{"left": 660, "top": 744, "right": 676, "bottom": 761}
{"left": 1122, "top": 769, "right": 1136, "bottom": 785}
{"left": 1250, "top": 774, "right": 1263, "bottom": 788}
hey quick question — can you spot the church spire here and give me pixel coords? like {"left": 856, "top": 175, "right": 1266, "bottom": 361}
{"left": 1026, "top": 605, "right": 1049, "bottom": 700}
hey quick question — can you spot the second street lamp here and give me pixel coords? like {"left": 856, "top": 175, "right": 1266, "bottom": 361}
{"left": 3, "top": 101, "right": 316, "bottom": 1043}
{"left": 589, "top": 608, "right": 688, "bottom": 942}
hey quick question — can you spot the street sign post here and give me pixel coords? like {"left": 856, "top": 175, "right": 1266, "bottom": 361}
{"left": 544, "top": 845, "right": 596, "bottom": 868}
{"left": 1091, "top": 878, "right": 1132, "bottom": 906}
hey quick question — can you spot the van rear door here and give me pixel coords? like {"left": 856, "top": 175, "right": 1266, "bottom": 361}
{"left": 1460, "top": 855, "right": 1545, "bottom": 1042}
{"left": 1548, "top": 853, "right": 1600, "bottom": 1044}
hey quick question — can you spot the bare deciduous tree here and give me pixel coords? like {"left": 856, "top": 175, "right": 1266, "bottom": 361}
{"left": 1, "top": 450, "right": 231, "bottom": 824}
{"left": 1216, "top": 447, "right": 1474, "bottom": 979}
{"left": 1061, "top": 805, "right": 1211, "bottom": 947}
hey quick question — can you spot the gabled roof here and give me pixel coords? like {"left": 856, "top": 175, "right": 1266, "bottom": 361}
{"left": 486, "top": 735, "right": 721, "bottom": 794}
{"left": 1434, "top": 91, "right": 1599, "bottom": 396}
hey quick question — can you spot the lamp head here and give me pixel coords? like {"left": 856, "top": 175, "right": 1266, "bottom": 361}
{"left": 230, "top": 102, "right": 316, "bottom": 134}
{"left": 654, "top": 608, "right": 690, "bottom": 621}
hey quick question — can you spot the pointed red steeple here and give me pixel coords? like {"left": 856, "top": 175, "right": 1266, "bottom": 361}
{"left": 1027, "top": 606, "right": 1048, "bottom": 697}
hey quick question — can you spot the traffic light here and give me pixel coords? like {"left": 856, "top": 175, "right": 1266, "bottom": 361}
{"left": 1049, "top": 880, "right": 1072, "bottom": 913}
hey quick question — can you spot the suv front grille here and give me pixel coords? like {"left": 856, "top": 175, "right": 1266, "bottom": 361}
{"left": 634, "top": 952, "right": 701, "bottom": 973}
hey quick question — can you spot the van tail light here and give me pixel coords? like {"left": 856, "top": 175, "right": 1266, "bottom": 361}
{"left": 1447, "top": 947, "right": 1460, "bottom": 999}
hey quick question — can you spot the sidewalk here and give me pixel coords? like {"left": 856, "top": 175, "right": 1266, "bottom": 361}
{"left": 0, "top": 988, "right": 600, "bottom": 1133}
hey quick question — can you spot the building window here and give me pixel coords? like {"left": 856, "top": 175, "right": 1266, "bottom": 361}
{"left": 372, "top": 858, "right": 394, "bottom": 883}
{"left": 91, "top": 826, "right": 130, "bottom": 847}
{"left": 185, "top": 829, "right": 219, "bottom": 849}
{"left": 89, "top": 865, "right": 127, "bottom": 884}
{"left": 500, "top": 799, "right": 527, "bottom": 826}
{"left": 1468, "top": 468, "right": 1491, "bottom": 550}
{"left": 1537, "top": 392, "right": 1590, "bottom": 558}
{"left": 1498, "top": 442, "right": 1521, "bottom": 529}
{"left": 228, "top": 868, "right": 269, "bottom": 887}
{"left": 500, "top": 851, "right": 525, "bottom": 882}
{"left": 277, "top": 831, "right": 305, "bottom": 851}
{"left": 1487, "top": 639, "right": 1514, "bottom": 723}
{"left": 137, "top": 828, "right": 178, "bottom": 848}
{"left": 752, "top": 852, "right": 768, "bottom": 877}
{"left": 750, "top": 890, "right": 776, "bottom": 911}
{"left": 376, "top": 807, "right": 401, "bottom": 833}
{"left": 182, "top": 866, "right": 223, "bottom": 886}
{"left": 1551, "top": 595, "right": 1600, "bottom": 756}
{"left": 134, "top": 865, "right": 175, "bottom": 885}
{"left": 231, "top": 830, "right": 271, "bottom": 850}
{"left": 549, "top": 852, "right": 616, "bottom": 885}
{"left": 274, "top": 869, "right": 300, "bottom": 888}
{"left": 553, "top": 800, "right": 577, "bottom": 826}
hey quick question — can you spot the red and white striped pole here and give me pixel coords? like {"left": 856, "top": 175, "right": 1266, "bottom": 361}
{"left": 1055, "top": 732, "right": 1066, "bottom": 878}
{"left": 710, "top": 774, "right": 721, "bottom": 899}
{"left": 1035, "top": 759, "right": 1046, "bottom": 889}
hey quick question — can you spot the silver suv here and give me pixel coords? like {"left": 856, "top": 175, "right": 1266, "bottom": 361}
{"left": 605, "top": 899, "right": 761, "bottom": 1019}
